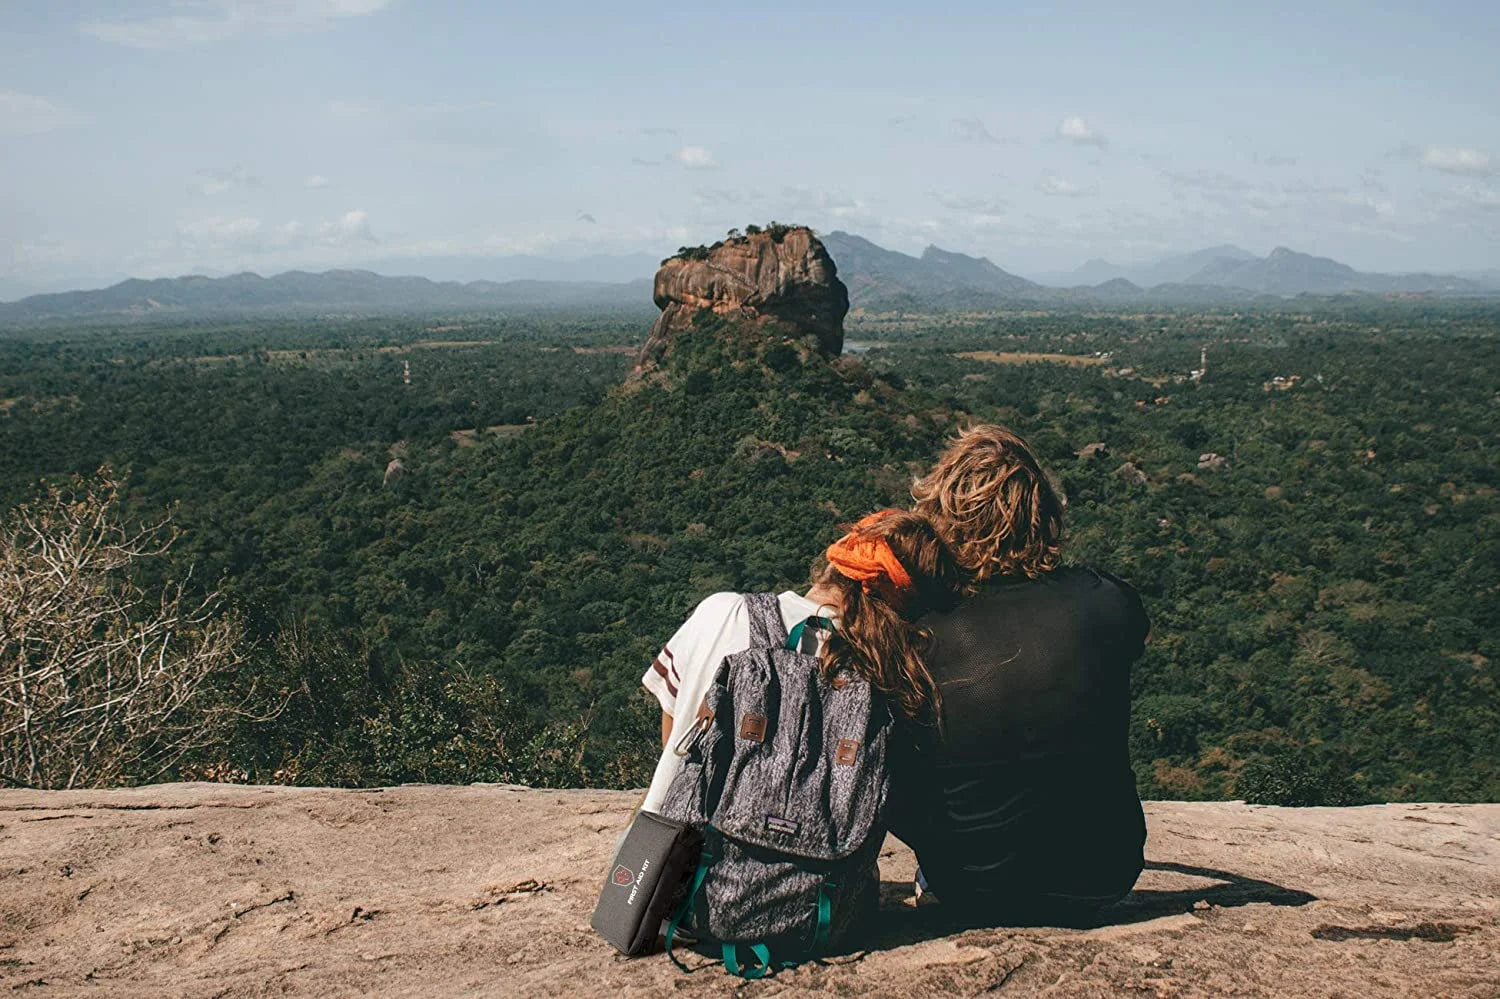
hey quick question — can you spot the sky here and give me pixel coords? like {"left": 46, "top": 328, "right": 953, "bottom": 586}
{"left": 3, "top": 0, "right": 1499, "bottom": 297}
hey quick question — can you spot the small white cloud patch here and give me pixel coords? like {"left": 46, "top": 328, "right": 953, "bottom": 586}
{"left": 304, "top": 174, "right": 330, "bottom": 189}
{"left": 1421, "top": 147, "right": 1494, "bottom": 176}
{"left": 1037, "top": 172, "right": 1092, "bottom": 197}
{"left": 82, "top": 0, "right": 393, "bottom": 49}
{"left": 1057, "top": 116, "right": 1107, "bottom": 148}
{"left": 674, "top": 146, "right": 718, "bottom": 170}
{"left": 316, "top": 209, "right": 375, "bottom": 244}
{"left": 192, "top": 165, "right": 259, "bottom": 196}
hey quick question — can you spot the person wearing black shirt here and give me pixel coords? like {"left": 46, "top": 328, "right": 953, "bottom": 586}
{"left": 890, "top": 425, "right": 1150, "bottom": 926}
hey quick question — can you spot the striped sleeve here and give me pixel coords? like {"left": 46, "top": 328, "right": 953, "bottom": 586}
{"left": 640, "top": 592, "right": 743, "bottom": 716}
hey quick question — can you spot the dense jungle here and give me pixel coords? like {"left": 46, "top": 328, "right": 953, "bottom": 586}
{"left": 2, "top": 300, "right": 1495, "bottom": 804}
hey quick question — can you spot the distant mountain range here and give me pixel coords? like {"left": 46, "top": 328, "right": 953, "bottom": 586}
{"left": 1047, "top": 245, "right": 1259, "bottom": 288}
{"left": 1032, "top": 244, "right": 1489, "bottom": 297}
{"left": 3, "top": 236, "right": 1495, "bottom": 323}
{"left": 823, "top": 234, "right": 1494, "bottom": 309}
{"left": 0, "top": 270, "right": 653, "bottom": 323}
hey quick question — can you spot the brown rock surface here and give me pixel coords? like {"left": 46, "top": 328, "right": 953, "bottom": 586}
{"left": 1, "top": 785, "right": 1496, "bottom": 997}
{"left": 637, "top": 227, "right": 849, "bottom": 371}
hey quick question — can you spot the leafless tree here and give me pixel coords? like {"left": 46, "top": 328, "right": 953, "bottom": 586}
{"left": 0, "top": 470, "right": 257, "bottom": 788}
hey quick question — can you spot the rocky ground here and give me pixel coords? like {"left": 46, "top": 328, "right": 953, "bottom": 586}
{"left": 1, "top": 784, "right": 1495, "bottom": 997}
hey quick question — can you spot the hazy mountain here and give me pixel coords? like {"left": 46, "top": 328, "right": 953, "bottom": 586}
{"left": 1087, "top": 277, "right": 1146, "bottom": 301}
{"left": 1036, "top": 245, "right": 1257, "bottom": 287}
{"left": 819, "top": 231, "right": 1041, "bottom": 309}
{"left": 0, "top": 269, "right": 652, "bottom": 322}
{"left": 1456, "top": 269, "right": 1500, "bottom": 289}
{"left": 1184, "top": 247, "right": 1489, "bottom": 296}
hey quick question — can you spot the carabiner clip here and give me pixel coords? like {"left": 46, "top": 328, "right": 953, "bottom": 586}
{"left": 672, "top": 709, "right": 714, "bottom": 757}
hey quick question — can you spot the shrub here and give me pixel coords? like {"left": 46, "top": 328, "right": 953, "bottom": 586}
{"left": 1236, "top": 750, "right": 1361, "bottom": 806}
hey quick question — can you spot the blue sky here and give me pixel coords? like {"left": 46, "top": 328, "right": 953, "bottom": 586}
{"left": 3, "top": 0, "right": 1498, "bottom": 295}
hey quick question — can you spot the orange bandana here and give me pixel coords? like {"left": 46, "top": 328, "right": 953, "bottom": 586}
{"left": 825, "top": 509, "right": 914, "bottom": 605}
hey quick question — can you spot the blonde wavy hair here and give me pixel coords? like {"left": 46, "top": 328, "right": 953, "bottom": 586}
{"left": 911, "top": 424, "right": 1064, "bottom": 584}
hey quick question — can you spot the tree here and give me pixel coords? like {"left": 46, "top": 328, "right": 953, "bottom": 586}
{"left": 0, "top": 470, "right": 255, "bottom": 788}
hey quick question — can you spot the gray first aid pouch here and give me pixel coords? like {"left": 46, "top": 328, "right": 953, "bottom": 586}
{"left": 591, "top": 809, "right": 702, "bottom": 956}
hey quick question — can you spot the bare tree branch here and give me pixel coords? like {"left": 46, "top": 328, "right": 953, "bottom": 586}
{"left": 0, "top": 469, "right": 266, "bottom": 789}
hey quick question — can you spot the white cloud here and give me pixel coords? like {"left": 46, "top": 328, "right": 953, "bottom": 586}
{"left": 1454, "top": 184, "right": 1500, "bottom": 210}
{"left": 82, "top": 0, "right": 391, "bottom": 49}
{"left": 192, "top": 165, "right": 259, "bottom": 195}
{"left": 0, "top": 91, "right": 85, "bottom": 135}
{"left": 173, "top": 209, "right": 372, "bottom": 259}
{"left": 316, "top": 209, "right": 375, "bottom": 244}
{"left": 674, "top": 146, "right": 718, "bottom": 170}
{"left": 1037, "top": 172, "right": 1093, "bottom": 197}
{"left": 1421, "top": 146, "right": 1494, "bottom": 176}
{"left": 1057, "top": 116, "right": 1107, "bottom": 148}
{"left": 304, "top": 174, "right": 330, "bottom": 189}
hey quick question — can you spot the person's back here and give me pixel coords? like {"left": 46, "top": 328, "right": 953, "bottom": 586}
{"left": 890, "top": 565, "right": 1148, "bottom": 922}
{"left": 894, "top": 424, "right": 1150, "bottom": 926}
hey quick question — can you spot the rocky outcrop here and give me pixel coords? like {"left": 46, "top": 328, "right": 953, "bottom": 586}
{"left": 1, "top": 784, "right": 1495, "bottom": 997}
{"left": 636, "top": 227, "right": 848, "bottom": 372}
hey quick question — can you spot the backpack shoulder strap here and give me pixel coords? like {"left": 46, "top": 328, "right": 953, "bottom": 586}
{"left": 743, "top": 592, "right": 789, "bottom": 650}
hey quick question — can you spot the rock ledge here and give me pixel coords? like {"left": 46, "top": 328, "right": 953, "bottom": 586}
{"left": 1, "top": 785, "right": 1496, "bottom": 997}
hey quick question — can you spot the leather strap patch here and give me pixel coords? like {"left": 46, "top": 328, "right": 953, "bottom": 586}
{"left": 835, "top": 738, "right": 859, "bottom": 766}
{"left": 739, "top": 713, "right": 767, "bottom": 742}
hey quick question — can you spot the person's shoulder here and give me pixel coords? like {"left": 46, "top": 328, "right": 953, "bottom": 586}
{"left": 1066, "top": 565, "right": 1149, "bottom": 635}
{"left": 1064, "top": 564, "right": 1137, "bottom": 593}
{"left": 688, "top": 591, "right": 747, "bottom": 621}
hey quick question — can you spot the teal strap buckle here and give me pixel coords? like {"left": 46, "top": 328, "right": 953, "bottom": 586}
{"left": 812, "top": 881, "right": 836, "bottom": 951}
{"left": 785, "top": 616, "right": 835, "bottom": 652}
{"left": 722, "top": 942, "right": 773, "bottom": 979}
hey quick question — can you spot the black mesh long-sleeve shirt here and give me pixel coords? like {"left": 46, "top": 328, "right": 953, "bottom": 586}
{"left": 888, "top": 566, "right": 1150, "bottom": 919}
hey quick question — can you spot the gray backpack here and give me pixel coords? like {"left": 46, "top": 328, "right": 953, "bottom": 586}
{"left": 656, "top": 592, "right": 892, "bottom": 978}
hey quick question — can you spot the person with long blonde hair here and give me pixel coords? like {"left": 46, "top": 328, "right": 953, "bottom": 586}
{"left": 895, "top": 424, "right": 1150, "bottom": 927}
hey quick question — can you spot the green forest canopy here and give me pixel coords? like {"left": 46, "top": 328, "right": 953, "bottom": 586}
{"left": 1, "top": 300, "right": 1495, "bottom": 802}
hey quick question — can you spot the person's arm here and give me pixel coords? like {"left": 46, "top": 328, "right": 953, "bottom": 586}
{"left": 661, "top": 711, "right": 673, "bottom": 748}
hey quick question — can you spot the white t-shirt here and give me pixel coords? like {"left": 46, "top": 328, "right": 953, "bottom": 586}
{"left": 639, "top": 590, "right": 834, "bottom": 813}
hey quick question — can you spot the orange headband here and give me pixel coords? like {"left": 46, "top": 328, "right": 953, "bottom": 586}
{"left": 825, "top": 509, "right": 914, "bottom": 604}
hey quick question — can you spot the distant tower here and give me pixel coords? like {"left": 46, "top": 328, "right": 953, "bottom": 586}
{"left": 1190, "top": 344, "right": 1208, "bottom": 383}
{"left": 402, "top": 360, "right": 411, "bottom": 386}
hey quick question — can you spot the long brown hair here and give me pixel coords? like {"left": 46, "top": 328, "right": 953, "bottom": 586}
{"left": 911, "top": 424, "right": 1064, "bottom": 585}
{"left": 816, "top": 510, "right": 962, "bottom": 724}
